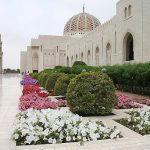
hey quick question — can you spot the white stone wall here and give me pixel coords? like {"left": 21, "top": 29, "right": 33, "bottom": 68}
{"left": 20, "top": 51, "right": 27, "bottom": 74}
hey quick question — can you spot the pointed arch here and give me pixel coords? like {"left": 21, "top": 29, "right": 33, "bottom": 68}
{"left": 106, "top": 43, "right": 111, "bottom": 65}
{"left": 87, "top": 50, "right": 91, "bottom": 65}
{"left": 81, "top": 52, "right": 84, "bottom": 61}
{"left": 128, "top": 5, "right": 132, "bottom": 16}
{"left": 123, "top": 32, "right": 134, "bottom": 61}
{"left": 71, "top": 56, "right": 74, "bottom": 66}
{"left": 67, "top": 56, "right": 69, "bottom": 66}
{"left": 124, "top": 7, "right": 127, "bottom": 18}
{"left": 76, "top": 54, "right": 78, "bottom": 61}
{"left": 95, "top": 46, "right": 100, "bottom": 66}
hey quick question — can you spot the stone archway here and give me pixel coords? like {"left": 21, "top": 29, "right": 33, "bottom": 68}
{"left": 81, "top": 52, "right": 84, "bottom": 61}
{"left": 106, "top": 43, "right": 111, "bottom": 65}
{"left": 32, "top": 52, "right": 39, "bottom": 72}
{"left": 87, "top": 50, "right": 91, "bottom": 65}
{"left": 67, "top": 56, "right": 69, "bottom": 67}
{"left": 71, "top": 56, "right": 73, "bottom": 66}
{"left": 95, "top": 47, "right": 100, "bottom": 66}
{"left": 123, "top": 32, "right": 134, "bottom": 61}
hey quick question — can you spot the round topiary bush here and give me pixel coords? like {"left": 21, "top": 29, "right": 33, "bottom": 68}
{"left": 40, "top": 73, "right": 49, "bottom": 88}
{"left": 72, "top": 61, "right": 87, "bottom": 67}
{"left": 38, "top": 73, "right": 45, "bottom": 85}
{"left": 54, "top": 74, "right": 76, "bottom": 97}
{"left": 66, "top": 72, "right": 117, "bottom": 116}
{"left": 45, "top": 73, "right": 64, "bottom": 91}
{"left": 32, "top": 73, "right": 39, "bottom": 80}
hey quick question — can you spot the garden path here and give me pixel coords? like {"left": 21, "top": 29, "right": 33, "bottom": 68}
{"left": 0, "top": 74, "right": 21, "bottom": 150}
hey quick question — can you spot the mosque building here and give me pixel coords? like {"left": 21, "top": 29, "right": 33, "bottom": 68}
{"left": 20, "top": 0, "right": 150, "bottom": 73}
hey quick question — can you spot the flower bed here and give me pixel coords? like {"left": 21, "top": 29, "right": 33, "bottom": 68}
{"left": 135, "top": 98, "right": 150, "bottom": 106}
{"left": 19, "top": 75, "right": 67, "bottom": 111}
{"left": 19, "top": 93, "right": 66, "bottom": 111}
{"left": 12, "top": 108, "right": 121, "bottom": 146}
{"left": 117, "top": 109, "right": 150, "bottom": 135}
{"left": 116, "top": 95, "right": 143, "bottom": 109}
{"left": 20, "top": 75, "right": 38, "bottom": 85}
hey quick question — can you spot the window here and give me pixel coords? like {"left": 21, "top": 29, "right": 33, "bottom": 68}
{"left": 106, "top": 43, "right": 111, "bottom": 65}
{"left": 124, "top": 7, "right": 127, "bottom": 19}
{"left": 128, "top": 5, "right": 132, "bottom": 16}
{"left": 87, "top": 50, "right": 91, "bottom": 65}
{"left": 95, "top": 47, "right": 100, "bottom": 66}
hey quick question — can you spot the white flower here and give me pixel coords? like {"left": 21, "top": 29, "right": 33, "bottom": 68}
{"left": 14, "top": 133, "right": 19, "bottom": 139}
{"left": 12, "top": 108, "right": 121, "bottom": 145}
{"left": 48, "top": 138, "right": 53, "bottom": 143}
{"left": 43, "top": 128, "right": 49, "bottom": 136}
{"left": 66, "top": 136, "right": 71, "bottom": 142}
{"left": 52, "top": 139, "right": 56, "bottom": 144}
{"left": 25, "top": 135, "right": 35, "bottom": 144}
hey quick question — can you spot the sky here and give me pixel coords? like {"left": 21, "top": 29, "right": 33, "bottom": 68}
{"left": 0, "top": 0, "right": 119, "bottom": 69}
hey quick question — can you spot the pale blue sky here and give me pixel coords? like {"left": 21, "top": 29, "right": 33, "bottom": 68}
{"left": 0, "top": 0, "right": 119, "bottom": 69}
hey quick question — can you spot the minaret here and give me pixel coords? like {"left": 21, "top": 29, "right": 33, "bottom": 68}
{"left": 0, "top": 34, "right": 3, "bottom": 74}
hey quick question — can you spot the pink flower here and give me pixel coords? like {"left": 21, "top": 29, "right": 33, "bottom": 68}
{"left": 19, "top": 93, "right": 67, "bottom": 111}
{"left": 117, "top": 94, "right": 143, "bottom": 109}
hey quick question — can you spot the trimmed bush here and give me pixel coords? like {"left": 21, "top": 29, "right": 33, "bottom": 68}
{"left": 54, "top": 66, "right": 63, "bottom": 69}
{"left": 30, "top": 73, "right": 39, "bottom": 80}
{"left": 59, "top": 67, "right": 72, "bottom": 74}
{"left": 45, "top": 73, "right": 64, "bottom": 91}
{"left": 105, "top": 63, "right": 150, "bottom": 95}
{"left": 66, "top": 72, "right": 117, "bottom": 116}
{"left": 38, "top": 73, "right": 44, "bottom": 85}
{"left": 54, "top": 74, "right": 76, "bottom": 97}
{"left": 72, "top": 61, "right": 87, "bottom": 67}
{"left": 40, "top": 73, "right": 49, "bottom": 88}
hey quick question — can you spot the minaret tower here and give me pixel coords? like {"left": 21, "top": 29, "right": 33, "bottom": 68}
{"left": 0, "top": 34, "right": 3, "bottom": 74}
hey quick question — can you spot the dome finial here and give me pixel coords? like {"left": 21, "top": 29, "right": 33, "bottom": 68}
{"left": 83, "top": 3, "right": 85, "bottom": 13}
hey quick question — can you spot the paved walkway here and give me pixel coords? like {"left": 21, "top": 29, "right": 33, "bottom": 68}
{"left": 0, "top": 74, "right": 21, "bottom": 150}
{"left": 0, "top": 74, "right": 150, "bottom": 150}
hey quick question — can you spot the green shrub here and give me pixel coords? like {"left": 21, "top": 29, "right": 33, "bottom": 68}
{"left": 72, "top": 61, "right": 87, "bottom": 67}
{"left": 104, "top": 63, "right": 150, "bottom": 95}
{"left": 59, "top": 67, "right": 72, "bottom": 74}
{"left": 38, "top": 73, "right": 44, "bottom": 85}
{"left": 40, "top": 73, "right": 49, "bottom": 88}
{"left": 66, "top": 72, "right": 117, "bottom": 116}
{"left": 54, "top": 66, "right": 63, "bottom": 69}
{"left": 54, "top": 74, "right": 76, "bottom": 97}
{"left": 30, "top": 73, "right": 39, "bottom": 80}
{"left": 45, "top": 73, "right": 64, "bottom": 91}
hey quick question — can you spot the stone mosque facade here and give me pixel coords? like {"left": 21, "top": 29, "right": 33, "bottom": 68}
{"left": 20, "top": 0, "right": 150, "bottom": 73}
{"left": 0, "top": 34, "right": 3, "bottom": 74}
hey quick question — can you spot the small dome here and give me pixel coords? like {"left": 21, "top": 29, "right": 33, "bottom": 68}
{"left": 63, "top": 10, "right": 101, "bottom": 37}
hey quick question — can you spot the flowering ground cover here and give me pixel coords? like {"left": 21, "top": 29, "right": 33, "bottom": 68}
{"left": 12, "top": 108, "right": 121, "bottom": 146}
{"left": 19, "top": 93, "right": 65, "bottom": 111}
{"left": 20, "top": 75, "right": 38, "bottom": 85}
{"left": 117, "top": 109, "right": 150, "bottom": 135}
{"left": 19, "top": 75, "right": 67, "bottom": 111}
{"left": 135, "top": 98, "right": 150, "bottom": 106}
{"left": 116, "top": 95, "right": 143, "bottom": 109}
